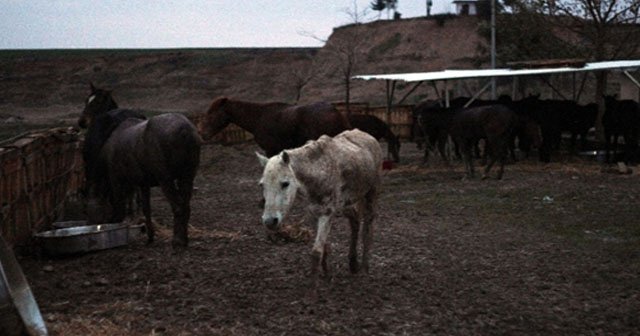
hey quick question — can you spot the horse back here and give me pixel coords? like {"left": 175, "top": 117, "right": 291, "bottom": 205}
{"left": 143, "top": 113, "right": 202, "bottom": 178}
{"left": 451, "top": 104, "right": 516, "bottom": 140}
{"left": 106, "top": 113, "right": 201, "bottom": 186}
{"left": 291, "top": 130, "right": 381, "bottom": 207}
{"left": 292, "top": 102, "right": 350, "bottom": 139}
{"left": 347, "top": 114, "right": 388, "bottom": 140}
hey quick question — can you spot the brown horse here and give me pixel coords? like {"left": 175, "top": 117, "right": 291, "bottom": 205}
{"left": 197, "top": 97, "right": 351, "bottom": 157}
{"left": 79, "top": 84, "right": 201, "bottom": 248}
{"left": 347, "top": 114, "right": 401, "bottom": 162}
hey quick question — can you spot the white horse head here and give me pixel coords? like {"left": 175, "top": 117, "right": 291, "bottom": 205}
{"left": 257, "top": 151, "right": 299, "bottom": 230}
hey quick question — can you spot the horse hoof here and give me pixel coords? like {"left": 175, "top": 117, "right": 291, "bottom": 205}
{"left": 171, "top": 238, "right": 188, "bottom": 249}
{"left": 349, "top": 261, "right": 359, "bottom": 274}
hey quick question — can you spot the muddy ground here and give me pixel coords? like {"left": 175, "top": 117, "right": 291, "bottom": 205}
{"left": 19, "top": 142, "right": 640, "bottom": 335}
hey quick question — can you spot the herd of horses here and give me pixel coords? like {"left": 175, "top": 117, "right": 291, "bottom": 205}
{"left": 78, "top": 83, "right": 639, "bottom": 294}
{"left": 412, "top": 94, "right": 640, "bottom": 172}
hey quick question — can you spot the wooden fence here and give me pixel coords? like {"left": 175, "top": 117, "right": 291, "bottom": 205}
{"left": 0, "top": 127, "right": 84, "bottom": 247}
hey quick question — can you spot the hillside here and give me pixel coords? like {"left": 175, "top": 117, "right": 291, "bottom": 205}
{"left": 0, "top": 16, "right": 484, "bottom": 127}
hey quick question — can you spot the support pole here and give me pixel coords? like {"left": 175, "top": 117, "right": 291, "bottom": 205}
{"left": 490, "top": 0, "right": 496, "bottom": 99}
{"left": 397, "top": 81, "right": 425, "bottom": 105}
{"left": 444, "top": 80, "right": 450, "bottom": 107}
{"left": 623, "top": 70, "right": 640, "bottom": 89}
{"left": 464, "top": 80, "right": 493, "bottom": 108}
{"left": 537, "top": 75, "right": 569, "bottom": 100}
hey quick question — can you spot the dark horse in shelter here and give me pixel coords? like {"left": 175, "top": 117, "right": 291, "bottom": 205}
{"left": 411, "top": 99, "right": 454, "bottom": 163}
{"left": 79, "top": 84, "right": 201, "bottom": 248}
{"left": 197, "top": 97, "right": 351, "bottom": 157}
{"left": 449, "top": 104, "right": 517, "bottom": 180}
{"left": 603, "top": 95, "right": 640, "bottom": 163}
{"left": 347, "top": 113, "right": 401, "bottom": 162}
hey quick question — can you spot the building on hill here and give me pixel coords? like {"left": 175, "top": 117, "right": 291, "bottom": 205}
{"left": 453, "top": 0, "right": 478, "bottom": 16}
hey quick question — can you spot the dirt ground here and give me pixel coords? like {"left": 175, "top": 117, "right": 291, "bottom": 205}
{"left": 18, "top": 142, "right": 640, "bottom": 336}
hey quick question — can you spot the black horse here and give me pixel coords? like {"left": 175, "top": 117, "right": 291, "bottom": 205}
{"left": 449, "top": 105, "right": 517, "bottom": 180}
{"left": 603, "top": 95, "right": 640, "bottom": 163}
{"left": 347, "top": 113, "right": 401, "bottom": 162}
{"left": 80, "top": 84, "right": 202, "bottom": 248}
{"left": 411, "top": 100, "right": 456, "bottom": 164}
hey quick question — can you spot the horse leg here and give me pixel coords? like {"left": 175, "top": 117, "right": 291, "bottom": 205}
{"left": 139, "top": 186, "right": 155, "bottom": 244}
{"left": 109, "top": 182, "right": 130, "bottom": 223}
{"left": 462, "top": 141, "right": 474, "bottom": 179}
{"left": 310, "top": 214, "right": 332, "bottom": 291}
{"left": 321, "top": 243, "right": 331, "bottom": 280}
{"left": 361, "top": 189, "right": 377, "bottom": 274}
{"left": 159, "top": 179, "right": 192, "bottom": 248}
{"left": 437, "top": 135, "right": 449, "bottom": 165}
{"left": 494, "top": 139, "right": 509, "bottom": 180}
{"left": 344, "top": 207, "right": 360, "bottom": 273}
{"left": 483, "top": 138, "right": 503, "bottom": 179}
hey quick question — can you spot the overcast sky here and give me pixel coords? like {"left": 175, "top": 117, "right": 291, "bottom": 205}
{"left": 0, "top": 0, "right": 455, "bottom": 49}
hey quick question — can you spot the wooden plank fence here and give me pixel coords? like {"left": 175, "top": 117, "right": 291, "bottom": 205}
{"left": 0, "top": 127, "right": 84, "bottom": 247}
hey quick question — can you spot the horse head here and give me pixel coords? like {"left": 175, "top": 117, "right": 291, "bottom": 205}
{"left": 197, "top": 97, "right": 231, "bottom": 140}
{"left": 257, "top": 150, "right": 299, "bottom": 231}
{"left": 79, "top": 83, "right": 118, "bottom": 128}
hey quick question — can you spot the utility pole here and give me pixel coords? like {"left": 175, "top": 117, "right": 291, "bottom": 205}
{"left": 490, "top": 0, "right": 497, "bottom": 99}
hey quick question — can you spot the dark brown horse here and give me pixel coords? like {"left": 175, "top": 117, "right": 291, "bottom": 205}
{"left": 197, "top": 97, "right": 351, "bottom": 157}
{"left": 449, "top": 105, "right": 517, "bottom": 180}
{"left": 79, "top": 84, "right": 201, "bottom": 248}
{"left": 347, "top": 114, "right": 401, "bottom": 162}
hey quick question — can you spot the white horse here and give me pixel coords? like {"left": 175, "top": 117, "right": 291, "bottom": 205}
{"left": 256, "top": 129, "right": 383, "bottom": 292}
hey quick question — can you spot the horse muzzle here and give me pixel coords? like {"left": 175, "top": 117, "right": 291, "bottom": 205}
{"left": 262, "top": 216, "right": 280, "bottom": 231}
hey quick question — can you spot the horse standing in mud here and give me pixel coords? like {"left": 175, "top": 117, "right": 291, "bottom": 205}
{"left": 197, "top": 97, "right": 351, "bottom": 157}
{"left": 256, "top": 129, "right": 382, "bottom": 296}
{"left": 79, "top": 84, "right": 202, "bottom": 248}
{"left": 449, "top": 105, "right": 517, "bottom": 180}
{"left": 603, "top": 95, "right": 640, "bottom": 163}
{"left": 347, "top": 113, "right": 401, "bottom": 162}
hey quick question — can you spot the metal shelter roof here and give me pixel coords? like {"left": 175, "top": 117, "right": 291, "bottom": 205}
{"left": 353, "top": 59, "right": 640, "bottom": 83}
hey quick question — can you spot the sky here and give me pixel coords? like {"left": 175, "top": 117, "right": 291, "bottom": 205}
{"left": 0, "top": 0, "right": 456, "bottom": 49}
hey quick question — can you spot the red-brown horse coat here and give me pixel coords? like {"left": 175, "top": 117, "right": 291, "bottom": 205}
{"left": 198, "top": 97, "right": 351, "bottom": 157}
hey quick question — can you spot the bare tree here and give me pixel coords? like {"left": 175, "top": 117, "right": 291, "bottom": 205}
{"left": 300, "top": 1, "right": 369, "bottom": 115}
{"left": 502, "top": 0, "right": 640, "bottom": 137}
{"left": 288, "top": 57, "right": 322, "bottom": 104}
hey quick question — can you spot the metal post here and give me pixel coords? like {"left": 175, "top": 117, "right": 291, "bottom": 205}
{"left": 490, "top": 0, "right": 497, "bottom": 99}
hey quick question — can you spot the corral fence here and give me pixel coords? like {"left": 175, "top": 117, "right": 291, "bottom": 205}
{"left": 0, "top": 128, "right": 84, "bottom": 247}
{"left": 0, "top": 104, "right": 415, "bottom": 247}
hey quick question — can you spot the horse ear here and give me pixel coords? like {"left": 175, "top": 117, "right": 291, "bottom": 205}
{"left": 256, "top": 152, "right": 269, "bottom": 167}
{"left": 90, "top": 82, "right": 96, "bottom": 93}
{"left": 282, "top": 151, "right": 290, "bottom": 164}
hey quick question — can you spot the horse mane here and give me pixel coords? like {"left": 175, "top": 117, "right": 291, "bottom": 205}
{"left": 206, "top": 96, "right": 228, "bottom": 114}
{"left": 83, "top": 109, "right": 147, "bottom": 197}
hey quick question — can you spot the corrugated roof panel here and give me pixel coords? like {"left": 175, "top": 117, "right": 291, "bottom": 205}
{"left": 354, "top": 60, "right": 640, "bottom": 82}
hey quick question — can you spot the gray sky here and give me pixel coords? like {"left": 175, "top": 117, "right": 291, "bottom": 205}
{"left": 0, "top": 0, "right": 455, "bottom": 49}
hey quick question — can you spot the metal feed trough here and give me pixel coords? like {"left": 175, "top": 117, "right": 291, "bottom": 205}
{"left": 34, "top": 221, "right": 144, "bottom": 256}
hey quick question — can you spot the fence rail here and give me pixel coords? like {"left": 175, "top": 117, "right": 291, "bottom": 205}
{"left": 0, "top": 127, "right": 84, "bottom": 247}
